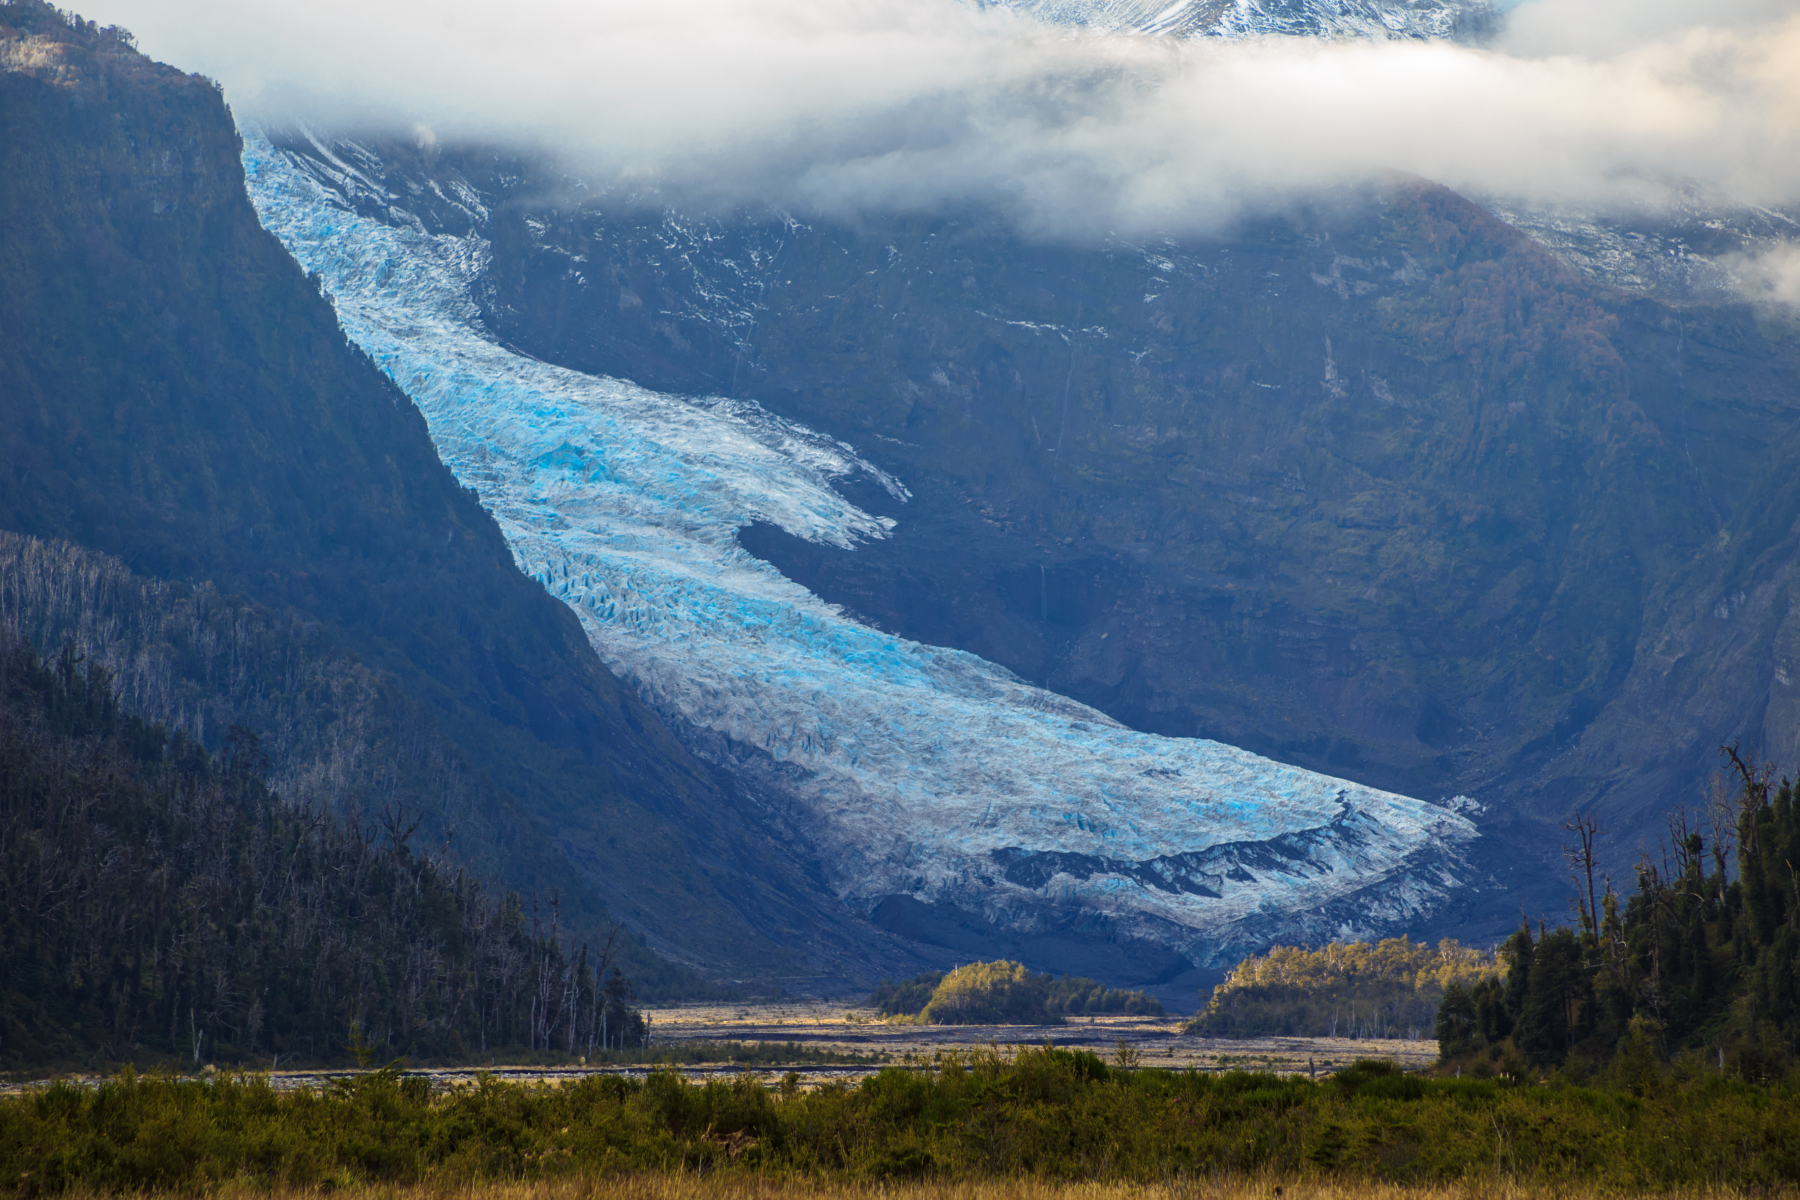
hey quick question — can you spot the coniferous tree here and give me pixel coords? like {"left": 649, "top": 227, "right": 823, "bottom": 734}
{"left": 1436, "top": 746, "right": 1800, "bottom": 1074}
{"left": 0, "top": 633, "right": 647, "bottom": 1069}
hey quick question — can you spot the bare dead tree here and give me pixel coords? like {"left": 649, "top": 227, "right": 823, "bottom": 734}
{"left": 1562, "top": 811, "right": 1601, "bottom": 939}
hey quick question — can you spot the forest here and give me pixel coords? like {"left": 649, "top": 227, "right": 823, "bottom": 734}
{"left": 0, "top": 633, "right": 646, "bottom": 1070}
{"left": 869, "top": 963, "right": 1164, "bottom": 1023}
{"left": 1190, "top": 938, "right": 1499, "bottom": 1040}
{"left": 0, "top": 532, "right": 717, "bottom": 1003}
{"left": 1435, "top": 751, "right": 1800, "bottom": 1077}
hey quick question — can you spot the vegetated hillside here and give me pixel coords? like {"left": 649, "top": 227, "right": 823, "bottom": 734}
{"left": 1529, "top": 389, "right": 1800, "bottom": 842}
{"left": 311, "top": 134, "right": 1800, "bottom": 919}
{"left": 1189, "top": 937, "right": 1499, "bottom": 1040}
{"left": 0, "top": 532, "right": 706, "bottom": 999}
{"left": 0, "top": 1, "right": 925, "bottom": 985}
{"left": 0, "top": 631, "right": 647, "bottom": 1070}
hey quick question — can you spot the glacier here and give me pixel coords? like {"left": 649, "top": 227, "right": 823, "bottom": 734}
{"left": 988, "top": 0, "right": 1496, "bottom": 41}
{"left": 242, "top": 133, "right": 1476, "bottom": 969}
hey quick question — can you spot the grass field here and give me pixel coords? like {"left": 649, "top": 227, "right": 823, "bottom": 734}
{"left": 6, "top": 1045, "right": 1797, "bottom": 1197}
{"left": 95, "top": 1176, "right": 1800, "bottom": 1200}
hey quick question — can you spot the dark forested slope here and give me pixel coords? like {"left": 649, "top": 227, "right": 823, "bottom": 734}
{"left": 0, "top": 631, "right": 649, "bottom": 1068}
{"left": 0, "top": 530, "right": 711, "bottom": 1000}
{"left": 0, "top": 1, "right": 914, "bottom": 983}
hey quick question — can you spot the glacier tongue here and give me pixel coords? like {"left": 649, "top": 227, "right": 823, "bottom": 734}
{"left": 242, "top": 134, "right": 1475, "bottom": 968}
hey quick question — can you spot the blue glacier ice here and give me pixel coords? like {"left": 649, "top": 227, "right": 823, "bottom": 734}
{"left": 242, "top": 134, "right": 1476, "bottom": 966}
{"left": 986, "top": 0, "right": 1494, "bottom": 40}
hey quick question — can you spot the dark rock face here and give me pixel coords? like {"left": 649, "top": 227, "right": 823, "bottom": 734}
{"left": 0, "top": 3, "right": 938, "bottom": 985}
{"left": 290, "top": 132, "right": 1800, "bottom": 933}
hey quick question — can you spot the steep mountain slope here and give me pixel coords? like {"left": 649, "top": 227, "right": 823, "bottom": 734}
{"left": 278, "top": 128, "right": 1800, "bottom": 923}
{"left": 246, "top": 135, "right": 1478, "bottom": 978}
{"left": 0, "top": 1, "right": 922, "bottom": 984}
{"left": 1532, "top": 357, "right": 1800, "bottom": 843}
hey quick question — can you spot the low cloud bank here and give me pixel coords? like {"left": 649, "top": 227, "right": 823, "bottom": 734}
{"left": 72, "top": 0, "right": 1800, "bottom": 238}
{"left": 1729, "top": 244, "right": 1800, "bottom": 309}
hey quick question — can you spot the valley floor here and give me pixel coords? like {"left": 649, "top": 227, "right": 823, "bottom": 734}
{"left": 641, "top": 1002, "right": 1437, "bottom": 1081}
{"left": 1, "top": 1002, "right": 1434, "bottom": 1091}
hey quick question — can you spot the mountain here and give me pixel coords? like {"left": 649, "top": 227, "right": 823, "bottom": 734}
{"left": 224, "top": 0, "right": 1800, "bottom": 970}
{"left": 10, "top": 0, "right": 1800, "bottom": 994}
{"left": 250, "top": 103, "right": 1800, "bottom": 961}
{"left": 993, "top": 0, "right": 1496, "bottom": 40}
{"left": 246, "top": 133, "right": 1479, "bottom": 981}
{"left": 0, "top": 0, "right": 937, "bottom": 990}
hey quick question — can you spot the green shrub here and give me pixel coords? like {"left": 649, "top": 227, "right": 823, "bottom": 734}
{"left": 907, "top": 962, "right": 1164, "bottom": 1025}
{"left": 869, "top": 973, "right": 943, "bottom": 1017}
{"left": 5, "top": 1048, "right": 1800, "bottom": 1192}
{"left": 921, "top": 963, "right": 1054, "bottom": 1025}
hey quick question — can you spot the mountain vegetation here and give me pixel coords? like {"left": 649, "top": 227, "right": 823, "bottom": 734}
{"left": 0, "top": 533, "right": 717, "bottom": 1003}
{"left": 1190, "top": 938, "right": 1500, "bottom": 1040}
{"left": 873, "top": 962, "right": 1164, "bottom": 1024}
{"left": 1435, "top": 753, "right": 1800, "bottom": 1076}
{"left": 5, "top": 1048, "right": 1798, "bottom": 1193}
{"left": 0, "top": 630, "right": 648, "bottom": 1070}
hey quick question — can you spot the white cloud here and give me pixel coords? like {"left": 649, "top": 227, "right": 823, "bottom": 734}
{"left": 1727, "top": 242, "right": 1800, "bottom": 307}
{"left": 65, "top": 0, "right": 1800, "bottom": 237}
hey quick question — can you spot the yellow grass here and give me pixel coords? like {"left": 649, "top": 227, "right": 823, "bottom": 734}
{"left": 174, "top": 1177, "right": 1800, "bottom": 1200}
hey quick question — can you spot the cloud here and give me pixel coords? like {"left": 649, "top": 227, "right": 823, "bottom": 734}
{"left": 64, "top": 0, "right": 1800, "bottom": 238}
{"left": 1497, "top": 0, "right": 1798, "bottom": 56}
{"left": 1727, "top": 243, "right": 1800, "bottom": 308}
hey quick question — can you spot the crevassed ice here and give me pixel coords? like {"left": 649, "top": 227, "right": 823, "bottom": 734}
{"left": 242, "top": 135, "right": 1475, "bottom": 964}
{"left": 988, "top": 0, "right": 1493, "bottom": 40}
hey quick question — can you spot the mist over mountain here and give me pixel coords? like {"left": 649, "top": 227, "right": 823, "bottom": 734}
{"left": 6, "top": 0, "right": 1800, "bottom": 1017}
{"left": 66, "top": 0, "right": 1800, "bottom": 238}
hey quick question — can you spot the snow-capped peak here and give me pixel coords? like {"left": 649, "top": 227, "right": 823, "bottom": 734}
{"left": 991, "top": 0, "right": 1496, "bottom": 41}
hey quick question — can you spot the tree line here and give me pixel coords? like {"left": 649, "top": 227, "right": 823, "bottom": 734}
{"left": 0, "top": 632, "right": 646, "bottom": 1070}
{"left": 871, "top": 962, "right": 1164, "bottom": 1023}
{"left": 1190, "top": 936, "right": 1500, "bottom": 1040}
{"left": 1437, "top": 748, "right": 1800, "bottom": 1077}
